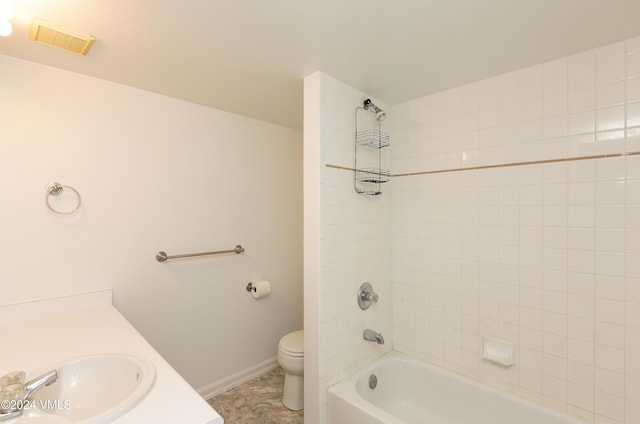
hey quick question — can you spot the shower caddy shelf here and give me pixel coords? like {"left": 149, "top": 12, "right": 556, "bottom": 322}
{"left": 354, "top": 100, "right": 390, "bottom": 195}
{"left": 356, "top": 129, "right": 390, "bottom": 149}
{"left": 355, "top": 167, "right": 390, "bottom": 184}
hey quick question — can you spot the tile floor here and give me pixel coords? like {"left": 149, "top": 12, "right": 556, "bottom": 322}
{"left": 208, "top": 367, "right": 304, "bottom": 424}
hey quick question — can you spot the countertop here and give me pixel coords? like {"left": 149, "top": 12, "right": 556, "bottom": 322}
{"left": 0, "top": 290, "right": 223, "bottom": 424}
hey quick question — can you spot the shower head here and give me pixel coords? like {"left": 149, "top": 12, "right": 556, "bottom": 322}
{"left": 363, "top": 99, "right": 386, "bottom": 122}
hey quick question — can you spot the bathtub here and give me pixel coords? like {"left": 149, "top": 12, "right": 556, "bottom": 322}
{"left": 328, "top": 351, "right": 588, "bottom": 424}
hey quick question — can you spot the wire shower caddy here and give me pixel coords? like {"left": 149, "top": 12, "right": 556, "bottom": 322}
{"left": 354, "top": 101, "right": 390, "bottom": 195}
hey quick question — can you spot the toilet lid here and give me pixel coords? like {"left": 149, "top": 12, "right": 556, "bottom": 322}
{"left": 279, "top": 330, "right": 304, "bottom": 357}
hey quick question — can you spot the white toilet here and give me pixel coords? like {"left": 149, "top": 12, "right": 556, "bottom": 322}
{"left": 277, "top": 330, "right": 304, "bottom": 410}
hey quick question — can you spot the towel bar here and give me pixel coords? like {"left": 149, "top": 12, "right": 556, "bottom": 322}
{"left": 156, "top": 245, "right": 245, "bottom": 262}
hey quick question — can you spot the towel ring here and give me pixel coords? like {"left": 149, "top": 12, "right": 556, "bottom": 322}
{"left": 45, "top": 182, "right": 82, "bottom": 215}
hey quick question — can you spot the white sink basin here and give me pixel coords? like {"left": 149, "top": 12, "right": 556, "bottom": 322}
{"left": 27, "top": 354, "right": 156, "bottom": 423}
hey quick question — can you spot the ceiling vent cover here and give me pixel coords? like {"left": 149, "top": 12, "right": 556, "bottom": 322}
{"left": 28, "top": 18, "right": 95, "bottom": 55}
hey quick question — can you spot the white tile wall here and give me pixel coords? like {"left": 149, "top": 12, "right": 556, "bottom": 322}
{"left": 309, "top": 36, "right": 640, "bottom": 424}
{"left": 391, "top": 36, "right": 640, "bottom": 424}
{"left": 310, "top": 73, "right": 393, "bottom": 423}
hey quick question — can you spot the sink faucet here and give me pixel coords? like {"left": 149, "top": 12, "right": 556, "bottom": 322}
{"left": 23, "top": 370, "right": 58, "bottom": 399}
{"left": 0, "top": 369, "right": 58, "bottom": 421}
{"left": 363, "top": 329, "right": 385, "bottom": 345}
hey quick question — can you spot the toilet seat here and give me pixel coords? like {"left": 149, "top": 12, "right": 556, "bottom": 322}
{"left": 279, "top": 330, "right": 304, "bottom": 357}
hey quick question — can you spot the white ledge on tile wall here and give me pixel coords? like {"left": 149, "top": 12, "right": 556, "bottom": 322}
{"left": 483, "top": 336, "right": 515, "bottom": 367}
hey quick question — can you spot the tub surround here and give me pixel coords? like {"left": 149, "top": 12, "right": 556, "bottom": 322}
{"left": 0, "top": 290, "right": 223, "bottom": 424}
{"left": 389, "top": 37, "right": 640, "bottom": 424}
{"left": 303, "top": 71, "right": 394, "bottom": 424}
{"left": 306, "top": 35, "right": 640, "bottom": 424}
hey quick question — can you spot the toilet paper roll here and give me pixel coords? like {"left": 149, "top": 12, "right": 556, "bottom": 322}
{"left": 250, "top": 280, "right": 271, "bottom": 299}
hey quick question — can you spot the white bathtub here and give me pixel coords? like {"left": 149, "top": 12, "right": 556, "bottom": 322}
{"left": 328, "top": 351, "right": 588, "bottom": 424}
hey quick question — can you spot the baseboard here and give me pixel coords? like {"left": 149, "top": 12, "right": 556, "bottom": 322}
{"left": 198, "top": 356, "right": 279, "bottom": 400}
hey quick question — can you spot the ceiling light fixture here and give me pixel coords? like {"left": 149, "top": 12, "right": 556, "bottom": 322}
{"left": 0, "top": 1, "right": 13, "bottom": 37}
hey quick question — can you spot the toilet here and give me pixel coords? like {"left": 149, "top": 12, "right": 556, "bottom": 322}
{"left": 277, "top": 330, "right": 304, "bottom": 410}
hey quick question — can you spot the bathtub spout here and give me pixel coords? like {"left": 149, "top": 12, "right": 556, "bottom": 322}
{"left": 363, "top": 329, "right": 384, "bottom": 345}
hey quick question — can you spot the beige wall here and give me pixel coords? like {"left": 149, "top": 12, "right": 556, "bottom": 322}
{"left": 0, "top": 54, "right": 303, "bottom": 392}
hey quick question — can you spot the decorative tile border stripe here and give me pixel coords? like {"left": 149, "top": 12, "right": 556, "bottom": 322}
{"left": 325, "top": 164, "right": 355, "bottom": 172}
{"left": 326, "top": 151, "right": 640, "bottom": 178}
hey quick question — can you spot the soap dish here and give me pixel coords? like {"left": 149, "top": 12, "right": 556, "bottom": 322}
{"left": 482, "top": 336, "right": 514, "bottom": 367}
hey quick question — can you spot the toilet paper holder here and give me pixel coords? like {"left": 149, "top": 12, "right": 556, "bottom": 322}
{"left": 246, "top": 280, "right": 271, "bottom": 299}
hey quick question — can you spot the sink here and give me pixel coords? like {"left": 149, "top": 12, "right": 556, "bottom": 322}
{"left": 26, "top": 354, "right": 156, "bottom": 423}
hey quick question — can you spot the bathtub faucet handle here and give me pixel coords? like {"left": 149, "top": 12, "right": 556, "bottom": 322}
{"left": 358, "top": 282, "right": 379, "bottom": 310}
{"left": 368, "top": 291, "right": 379, "bottom": 303}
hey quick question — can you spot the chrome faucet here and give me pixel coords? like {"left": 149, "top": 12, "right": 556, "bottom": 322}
{"left": 363, "top": 329, "right": 385, "bottom": 345}
{"left": 0, "top": 369, "right": 58, "bottom": 421}
{"left": 23, "top": 370, "right": 58, "bottom": 399}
